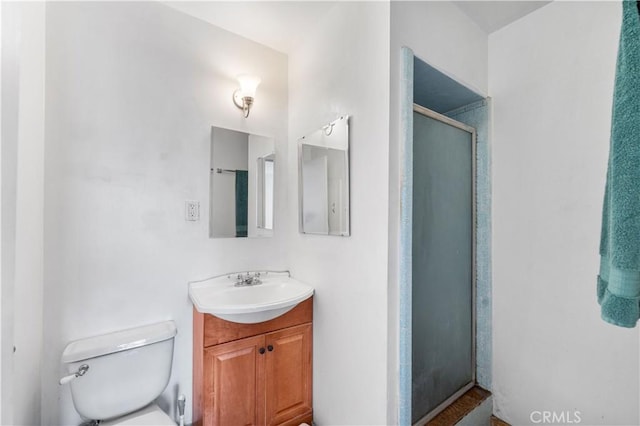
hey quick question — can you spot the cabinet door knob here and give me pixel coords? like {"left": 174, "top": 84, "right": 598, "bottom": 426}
{"left": 259, "top": 347, "right": 266, "bottom": 354}
{"left": 267, "top": 345, "right": 274, "bottom": 352}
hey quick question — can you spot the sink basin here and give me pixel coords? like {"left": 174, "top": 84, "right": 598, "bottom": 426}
{"left": 188, "top": 271, "right": 314, "bottom": 324}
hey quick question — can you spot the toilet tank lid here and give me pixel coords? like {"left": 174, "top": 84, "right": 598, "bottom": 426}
{"left": 61, "top": 320, "right": 177, "bottom": 363}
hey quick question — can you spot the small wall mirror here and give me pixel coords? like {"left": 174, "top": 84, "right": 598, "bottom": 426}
{"left": 210, "top": 126, "right": 275, "bottom": 238}
{"left": 298, "top": 116, "right": 350, "bottom": 236}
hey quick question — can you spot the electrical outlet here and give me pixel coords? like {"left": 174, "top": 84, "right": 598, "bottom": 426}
{"left": 185, "top": 200, "right": 200, "bottom": 221}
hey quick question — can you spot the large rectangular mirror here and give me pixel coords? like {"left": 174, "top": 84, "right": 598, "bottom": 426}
{"left": 298, "top": 115, "right": 350, "bottom": 236}
{"left": 210, "top": 126, "right": 275, "bottom": 238}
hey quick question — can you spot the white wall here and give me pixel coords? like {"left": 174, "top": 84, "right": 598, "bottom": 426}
{"left": 42, "top": 2, "right": 288, "bottom": 424}
{"left": 14, "top": 3, "right": 46, "bottom": 425}
{"left": 1, "top": 2, "right": 46, "bottom": 424}
{"left": 0, "top": 3, "right": 20, "bottom": 423}
{"left": 388, "top": 2, "right": 488, "bottom": 422}
{"left": 287, "top": 2, "right": 391, "bottom": 424}
{"left": 490, "top": 2, "right": 639, "bottom": 425}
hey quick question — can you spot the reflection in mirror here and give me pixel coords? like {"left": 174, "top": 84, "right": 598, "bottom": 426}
{"left": 298, "top": 116, "right": 350, "bottom": 236}
{"left": 210, "top": 126, "right": 275, "bottom": 238}
{"left": 257, "top": 154, "right": 275, "bottom": 230}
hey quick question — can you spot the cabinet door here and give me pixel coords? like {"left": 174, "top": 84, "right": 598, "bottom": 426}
{"left": 203, "top": 335, "right": 266, "bottom": 426}
{"left": 265, "top": 323, "right": 312, "bottom": 425}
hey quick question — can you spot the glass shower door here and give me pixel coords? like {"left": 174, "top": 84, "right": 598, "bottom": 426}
{"left": 411, "top": 105, "right": 475, "bottom": 424}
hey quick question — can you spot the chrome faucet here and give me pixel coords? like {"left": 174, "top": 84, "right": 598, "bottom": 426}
{"left": 234, "top": 272, "right": 262, "bottom": 287}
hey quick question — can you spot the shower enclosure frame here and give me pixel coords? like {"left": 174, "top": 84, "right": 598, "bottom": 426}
{"left": 411, "top": 103, "right": 477, "bottom": 425}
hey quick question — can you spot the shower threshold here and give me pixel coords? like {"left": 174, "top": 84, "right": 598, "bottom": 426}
{"left": 423, "top": 386, "right": 490, "bottom": 426}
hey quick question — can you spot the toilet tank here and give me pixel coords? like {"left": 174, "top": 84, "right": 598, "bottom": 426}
{"left": 61, "top": 321, "right": 177, "bottom": 421}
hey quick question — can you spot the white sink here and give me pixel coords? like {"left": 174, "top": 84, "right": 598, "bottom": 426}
{"left": 188, "top": 271, "right": 314, "bottom": 324}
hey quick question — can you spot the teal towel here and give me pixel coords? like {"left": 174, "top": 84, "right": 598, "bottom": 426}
{"left": 235, "top": 170, "right": 248, "bottom": 238}
{"left": 598, "top": 1, "right": 640, "bottom": 328}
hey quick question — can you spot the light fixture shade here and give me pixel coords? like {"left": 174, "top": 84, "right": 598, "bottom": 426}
{"left": 237, "top": 74, "right": 261, "bottom": 98}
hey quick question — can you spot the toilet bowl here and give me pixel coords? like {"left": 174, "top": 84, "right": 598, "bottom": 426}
{"left": 60, "top": 321, "right": 177, "bottom": 425}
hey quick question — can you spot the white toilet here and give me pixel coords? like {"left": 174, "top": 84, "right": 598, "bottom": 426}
{"left": 60, "top": 321, "right": 177, "bottom": 425}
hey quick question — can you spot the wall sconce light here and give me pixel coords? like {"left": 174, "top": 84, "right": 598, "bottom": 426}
{"left": 232, "top": 74, "right": 261, "bottom": 118}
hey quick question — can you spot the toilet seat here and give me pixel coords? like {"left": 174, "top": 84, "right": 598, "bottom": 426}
{"left": 100, "top": 403, "right": 175, "bottom": 426}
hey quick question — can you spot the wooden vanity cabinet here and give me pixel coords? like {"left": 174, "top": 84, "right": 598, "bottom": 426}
{"left": 193, "top": 298, "right": 313, "bottom": 426}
